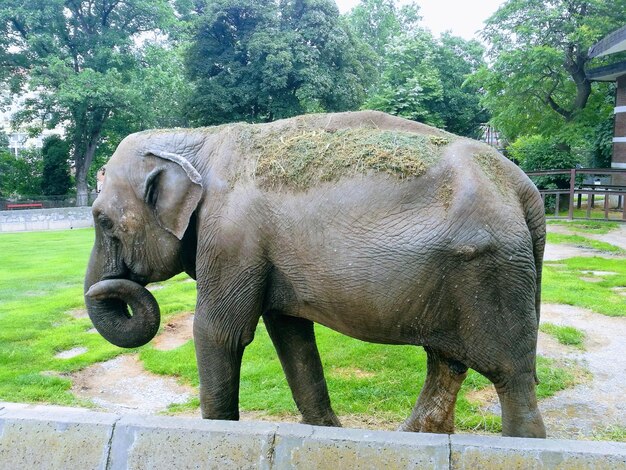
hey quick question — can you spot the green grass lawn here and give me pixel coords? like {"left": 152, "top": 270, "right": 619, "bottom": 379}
{"left": 542, "top": 257, "right": 626, "bottom": 317}
{"left": 539, "top": 322, "right": 585, "bottom": 349}
{"left": 0, "top": 228, "right": 592, "bottom": 434}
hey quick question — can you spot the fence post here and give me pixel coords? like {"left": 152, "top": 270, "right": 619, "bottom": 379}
{"left": 568, "top": 168, "right": 576, "bottom": 220}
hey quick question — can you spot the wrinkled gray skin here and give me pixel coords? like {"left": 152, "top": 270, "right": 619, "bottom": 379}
{"left": 85, "top": 111, "right": 546, "bottom": 438}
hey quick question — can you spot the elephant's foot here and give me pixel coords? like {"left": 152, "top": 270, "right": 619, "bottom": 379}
{"left": 496, "top": 371, "right": 546, "bottom": 438}
{"left": 301, "top": 412, "right": 342, "bottom": 427}
{"left": 397, "top": 408, "right": 455, "bottom": 434}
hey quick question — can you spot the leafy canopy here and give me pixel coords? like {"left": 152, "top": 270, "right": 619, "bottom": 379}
{"left": 0, "top": 0, "right": 176, "bottom": 204}
{"left": 185, "top": 0, "right": 375, "bottom": 125}
{"left": 475, "top": 0, "right": 626, "bottom": 146}
{"left": 41, "top": 135, "right": 71, "bottom": 196}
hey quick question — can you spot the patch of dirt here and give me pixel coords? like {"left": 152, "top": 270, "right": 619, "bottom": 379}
{"left": 153, "top": 313, "right": 194, "bottom": 351}
{"left": 590, "top": 224, "right": 626, "bottom": 251}
{"left": 547, "top": 223, "right": 626, "bottom": 251}
{"left": 543, "top": 243, "right": 602, "bottom": 261}
{"left": 71, "top": 354, "right": 194, "bottom": 414}
{"left": 239, "top": 411, "right": 398, "bottom": 431}
{"left": 544, "top": 224, "right": 626, "bottom": 261}
{"left": 465, "top": 386, "right": 498, "bottom": 409}
{"left": 578, "top": 271, "right": 618, "bottom": 283}
{"left": 467, "top": 302, "right": 626, "bottom": 440}
{"left": 67, "top": 308, "right": 88, "bottom": 319}
{"left": 329, "top": 367, "right": 376, "bottom": 379}
{"left": 55, "top": 347, "right": 88, "bottom": 359}
{"left": 579, "top": 270, "right": 618, "bottom": 276}
{"left": 537, "top": 304, "right": 626, "bottom": 439}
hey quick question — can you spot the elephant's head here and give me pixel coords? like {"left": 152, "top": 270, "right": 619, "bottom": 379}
{"left": 85, "top": 136, "right": 203, "bottom": 348}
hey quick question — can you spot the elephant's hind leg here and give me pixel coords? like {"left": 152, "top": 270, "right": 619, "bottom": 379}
{"left": 398, "top": 348, "right": 467, "bottom": 433}
{"left": 263, "top": 313, "right": 341, "bottom": 427}
{"left": 488, "top": 359, "right": 546, "bottom": 438}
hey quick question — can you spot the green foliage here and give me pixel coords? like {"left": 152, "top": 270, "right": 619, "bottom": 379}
{"left": 0, "top": 0, "right": 176, "bottom": 204}
{"left": 509, "top": 135, "right": 582, "bottom": 191}
{"left": 343, "top": 0, "right": 421, "bottom": 57}
{"left": 185, "top": 0, "right": 374, "bottom": 125}
{"left": 474, "top": 0, "right": 626, "bottom": 148}
{"left": 0, "top": 148, "right": 43, "bottom": 198}
{"left": 539, "top": 322, "right": 585, "bottom": 348}
{"left": 362, "top": 28, "right": 487, "bottom": 136}
{"left": 590, "top": 115, "right": 615, "bottom": 168}
{"left": 431, "top": 34, "right": 489, "bottom": 137}
{"left": 41, "top": 135, "right": 71, "bottom": 196}
{"left": 0, "top": 129, "right": 9, "bottom": 150}
{"left": 363, "top": 29, "right": 444, "bottom": 127}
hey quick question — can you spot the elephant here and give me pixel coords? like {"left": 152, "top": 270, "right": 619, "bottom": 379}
{"left": 84, "top": 110, "right": 546, "bottom": 438}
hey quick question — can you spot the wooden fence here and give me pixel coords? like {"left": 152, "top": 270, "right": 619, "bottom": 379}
{"left": 525, "top": 168, "right": 626, "bottom": 222}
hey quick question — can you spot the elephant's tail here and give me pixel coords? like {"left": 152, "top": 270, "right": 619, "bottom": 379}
{"left": 525, "top": 189, "right": 546, "bottom": 326}
{"left": 523, "top": 184, "right": 546, "bottom": 385}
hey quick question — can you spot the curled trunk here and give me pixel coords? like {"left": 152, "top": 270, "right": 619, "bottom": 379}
{"left": 85, "top": 279, "right": 160, "bottom": 348}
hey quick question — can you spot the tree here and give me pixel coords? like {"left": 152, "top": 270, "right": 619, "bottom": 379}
{"left": 362, "top": 30, "right": 487, "bottom": 136}
{"left": 363, "top": 29, "right": 445, "bottom": 127}
{"left": 0, "top": 130, "right": 9, "bottom": 151}
{"left": 430, "top": 34, "right": 488, "bottom": 137}
{"left": 343, "top": 0, "right": 421, "bottom": 57}
{"left": 475, "top": 0, "right": 626, "bottom": 145}
{"left": 41, "top": 135, "right": 71, "bottom": 196}
{"left": 0, "top": 148, "right": 42, "bottom": 198}
{"left": 0, "top": 0, "right": 174, "bottom": 205}
{"left": 185, "top": 0, "right": 374, "bottom": 125}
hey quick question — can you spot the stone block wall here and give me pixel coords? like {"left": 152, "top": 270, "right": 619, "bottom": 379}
{"left": 0, "top": 207, "right": 93, "bottom": 232}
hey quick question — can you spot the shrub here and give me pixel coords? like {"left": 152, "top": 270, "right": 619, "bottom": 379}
{"left": 509, "top": 135, "right": 583, "bottom": 211}
{"left": 41, "top": 135, "right": 72, "bottom": 196}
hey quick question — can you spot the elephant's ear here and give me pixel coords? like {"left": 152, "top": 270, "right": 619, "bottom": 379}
{"left": 143, "top": 149, "right": 203, "bottom": 240}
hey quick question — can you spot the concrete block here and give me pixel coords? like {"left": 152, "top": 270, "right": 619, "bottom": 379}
{"left": 0, "top": 222, "right": 25, "bottom": 232}
{"left": 108, "top": 415, "right": 278, "bottom": 470}
{"left": 25, "top": 220, "right": 49, "bottom": 231}
{"left": 0, "top": 407, "right": 119, "bottom": 470}
{"left": 272, "top": 423, "right": 450, "bottom": 469}
{"left": 451, "top": 434, "right": 626, "bottom": 469}
{"left": 0, "top": 207, "right": 94, "bottom": 232}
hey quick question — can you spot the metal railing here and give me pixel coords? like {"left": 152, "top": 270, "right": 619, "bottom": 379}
{"left": 525, "top": 168, "right": 626, "bottom": 221}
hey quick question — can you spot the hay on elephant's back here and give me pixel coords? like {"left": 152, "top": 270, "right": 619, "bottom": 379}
{"left": 251, "top": 127, "right": 453, "bottom": 190}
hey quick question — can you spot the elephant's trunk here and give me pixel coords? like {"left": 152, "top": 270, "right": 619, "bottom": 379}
{"left": 85, "top": 279, "right": 160, "bottom": 348}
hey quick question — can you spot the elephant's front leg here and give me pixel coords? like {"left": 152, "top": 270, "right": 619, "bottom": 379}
{"left": 193, "top": 316, "right": 251, "bottom": 420}
{"left": 192, "top": 271, "right": 264, "bottom": 420}
{"left": 263, "top": 312, "right": 341, "bottom": 427}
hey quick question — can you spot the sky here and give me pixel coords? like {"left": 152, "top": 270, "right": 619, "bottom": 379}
{"left": 335, "top": 0, "right": 505, "bottom": 40}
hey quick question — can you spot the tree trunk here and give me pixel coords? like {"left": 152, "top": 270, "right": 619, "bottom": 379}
{"left": 74, "top": 130, "right": 102, "bottom": 206}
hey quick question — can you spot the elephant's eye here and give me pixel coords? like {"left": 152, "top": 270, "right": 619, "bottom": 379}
{"left": 98, "top": 214, "right": 114, "bottom": 232}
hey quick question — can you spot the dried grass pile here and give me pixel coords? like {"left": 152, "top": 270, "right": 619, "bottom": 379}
{"left": 250, "top": 127, "right": 454, "bottom": 190}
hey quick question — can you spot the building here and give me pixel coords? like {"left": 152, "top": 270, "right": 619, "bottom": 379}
{"left": 587, "top": 25, "right": 626, "bottom": 184}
